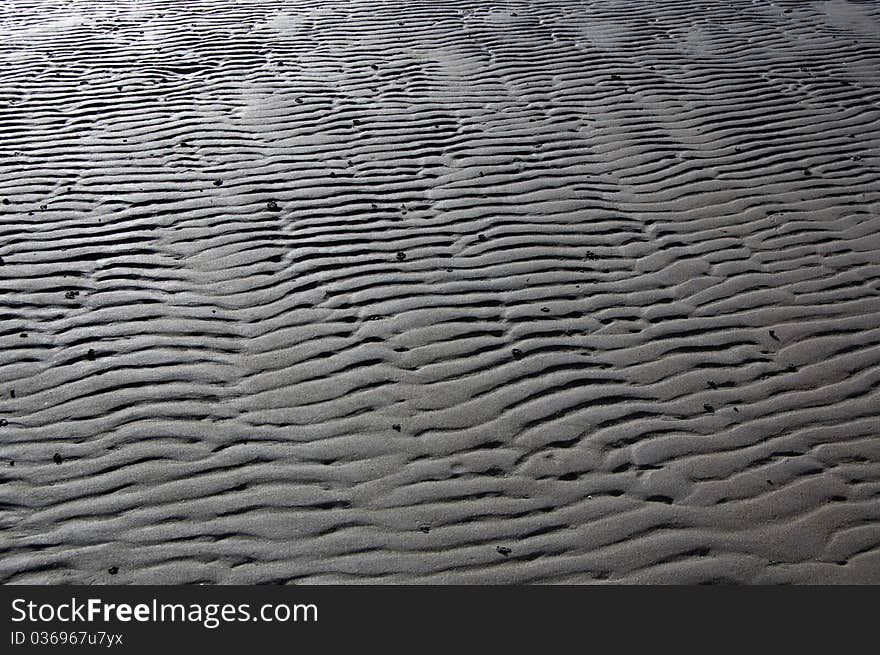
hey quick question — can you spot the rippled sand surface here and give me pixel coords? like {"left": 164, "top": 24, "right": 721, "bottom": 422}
{"left": 1, "top": 0, "right": 879, "bottom": 583}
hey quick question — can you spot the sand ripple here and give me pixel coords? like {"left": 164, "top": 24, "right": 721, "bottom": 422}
{"left": 1, "top": 0, "right": 879, "bottom": 583}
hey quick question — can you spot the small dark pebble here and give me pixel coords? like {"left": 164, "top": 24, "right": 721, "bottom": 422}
{"left": 64, "top": 290, "right": 79, "bottom": 299}
{"left": 703, "top": 404, "right": 714, "bottom": 413}
{"left": 213, "top": 179, "right": 223, "bottom": 186}
{"left": 53, "top": 453, "right": 63, "bottom": 465}
{"left": 2, "top": 198, "right": 9, "bottom": 205}
{"left": 108, "top": 566, "right": 119, "bottom": 575}
{"left": 392, "top": 424, "right": 401, "bottom": 432}
{"left": 418, "top": 525, "right": 431, "bottom": 534}
{"left": 0, "top": 419, "right": 7, "bottom": 427}
{"left": 478, "top": 233, "right": 486, "bottom": 241}
{"left": 267, "top": 200, "right": 280, "bottom": 212}
{"left": 496, "top": 546, "right": 512, "bottom": 556}
{"left": 540, "top": 307, "right": 550, "bottom": 313}
{"left": 8, "top": 460, "right": 13, "bottom": 467}
{"left": 87, "top": 348, "right": 95, "bottom": 361}
{"left": 396, "top": 251, "right": 406, "bottom": 260}
{"left": 708, "top": 380, "right": 717, "bottom": 390}
{"left": 0, "top": 257, "right": 4, "bottom": 265}
{"left": 10, "top": 390, "right": 15, "bottom": 398}
{"left": 511, "top": 348, "right": 523, "bottom": 359}
{"left": 19, "top": 333, "right": 27, "bottom": 338}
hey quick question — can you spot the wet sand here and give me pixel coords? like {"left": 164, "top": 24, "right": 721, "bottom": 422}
{"left": 1, "top": 0, "right": 879, "bottom": 583}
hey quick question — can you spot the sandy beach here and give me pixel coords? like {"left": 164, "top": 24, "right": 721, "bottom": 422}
{"left": 1, "top": 0, "right": 879, "bottom": 584}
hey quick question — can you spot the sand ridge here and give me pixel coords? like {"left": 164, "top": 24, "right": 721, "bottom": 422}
{"left": 0, "top": 0, "right": 879, "bottom": 583}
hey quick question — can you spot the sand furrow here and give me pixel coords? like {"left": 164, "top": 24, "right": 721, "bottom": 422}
{"left": 1, "top": 0, "right": 879, "bottom": 584}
